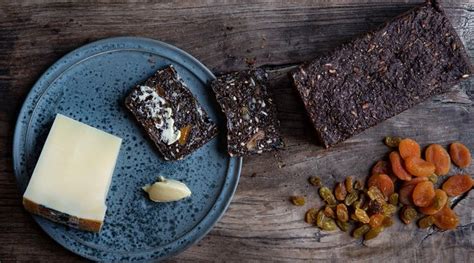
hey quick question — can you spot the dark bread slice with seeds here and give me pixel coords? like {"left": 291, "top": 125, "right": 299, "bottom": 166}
{"left": 125, "top": 65, "right": 218, "bottom": 160}
{"left": 211, "top": 69, "right": 284, "bottom": 156}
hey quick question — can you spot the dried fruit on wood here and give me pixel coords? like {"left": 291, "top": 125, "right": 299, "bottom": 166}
{"left": 319, "top": 187, "right": 337, "bottom": 205}
{"left": 384, "top": 136, "right": 402, "bottom": 148}
{"left": 334, "top": 182, "right": 347, "bottom": 201}
{"left": 442, "top": 174, "right": 473, "bottom": 197}
{"left": 425, "top": 144, "right": 451, "bottom": 175}
{"left": 345, "top": 176, "right": 354, "bottom": 193}
{"left": 419, "top": 189, "right": 448, "bottom": 215}
{"left": 324, "top": 206, "right": 335, "bottom": 218}
{"left": 352, "top": 224, "right": 370, "bottom": 238}
{"left": 369, "top": 214, "right": 385, "bottom": 228}
{"left": 354, "top": 208, "right": 370, "bottom": 223}
{"left": 389, "top": 151, "right": 412, "bottom": 181}
{"left": 413, "top": 181, "right": 435, "bottom": 207}
{"left": 305, "top": 208, "right": 318, "bottom": 224}
{"left": 404, "top": 156, "right": 436, "bottom": 177}
{"left": 418, "top": 216, "right": 435, "bottom": 229}
{"left": 368, "top": 173, "right": 394, "bottom": 198}
{"left": 364, "top": 226, "right": 384, "bottom": 240}
{"left": 336, "top": 203, "right": 349, "bottom": 222}
{"left": 400, "top": 206, "right": 417, "bottom": 224}
{"left": 449, "top": 142, "right": 471, "bottom": 168}
{"left": 308, "top": 176, "right": 322, "bottom": 187}
{"left": 290, "top": 196, "right": 305, "bottom": 206}
{"left": 399, "top": 138, "right": 421, "bottom": 159}
{"left": 433, "top": 205, "right": 459, "bottom": 230}
{"left": 371, "top": 160, "right": 390, "bottom": 177}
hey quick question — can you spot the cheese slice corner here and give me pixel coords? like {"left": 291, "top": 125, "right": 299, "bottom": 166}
{"left": 23, "top": 114, "right": 122, "bottom": 232}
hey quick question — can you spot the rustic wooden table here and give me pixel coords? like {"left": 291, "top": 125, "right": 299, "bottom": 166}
{"left": 1, "top": 0, "right": 473, "bottom": 262}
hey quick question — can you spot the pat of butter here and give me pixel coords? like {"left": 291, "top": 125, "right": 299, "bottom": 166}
{"left": 22, "top": 114, "right": 122, "bottom": 232}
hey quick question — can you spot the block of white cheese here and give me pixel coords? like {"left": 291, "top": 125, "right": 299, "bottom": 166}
{"left": 23, "top": 114, "right": 122, "bottom": 232}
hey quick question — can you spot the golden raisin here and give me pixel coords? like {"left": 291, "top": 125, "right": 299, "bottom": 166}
{"left": 334, "top": 182, "right": 347, "bottom": 201}
{"left": 305, "top": 208, "right": 318, "bottom": 224}
{"left": 336, "top": 203, "right": 349, "bottom": 222}
{"left": 320, "top": 218, "right": 338, "bottom": 231}
{"left": 384, "top": 136, "right": 402, "bottom": 148}
{"left": 433, "top": 205, "right": 459, "bottom": 230}
{"left": 345, "top": 176, "right": 354, "bottom": 193}
{"left": 413, "top": 181, "right": 435, "bottom": 208}
{"left": 354, "top": 180, "right": 364, "bottom": 190}
{"left": 399, "top": 138, "right": 421, "bottom": 160}
{"left": 367, "top": 186, "right": 386, "bottom": 204}
{"left": 344, "top": 191, "right": 359, "bottom": 206}
{"left": 319, "top": 186, "right": 337, "bottom": 205}
{"left": 382, "top": 203, "right": 397, "bottom": 216}
{"left": 336, "top": 220, "right": 350, "bottom": 232}
{"left": 389, "top": 151, "right": 412, "bottom": 181}
{"left": 428, "top": 174, "right": 438, "bottom": 184}
{"left": 290, "top": 196, "right": 305, "bottom": 206}
{"left": 418, "top": 216, "right": 435, "bottom": 229}
{"left": 308, "top": 176, "right": 322, "bottom": 187}
{"left": 389, "top": 193, "right": 399, "bottom": 206}
{"left": 400, "top": 206, "right": 417, "bottom": 224}
{"left": 425, "top": 144, "right": 451, "bottom": 176}
{"left": 354, "top": 208, "right": 370, "bottom": 224}
{"left": 352, "top": 224, "right": 370, "bottom": 238}
{"left": 405, "top": 156, "right": 436, "bottom": 177}
{"left": 419, "top": 189, "right": 448, "bottom": 215}
{"left": 368, "top": 173, "right": 394, "bottom": 199}
{"left": 449, "top": 142, "right": 471, "bottom": 168}
{"left": 369, "top": 214, "right": 385, "bottom": 228}
{"left": 442, "top": 174, "right": 473, "bottom": 197}
{"left": 323, "top": 206, "right": 335, "bottom": 219}
{"left": 364, "top": 226, "right": 384, "bottom": 240}
{"left": 316, "top": 209, "right": 326, "bottom": 228}
{"left": 381, "top": 217, "right": 394, "bottom": 227}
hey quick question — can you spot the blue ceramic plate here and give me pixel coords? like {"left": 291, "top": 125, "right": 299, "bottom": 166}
{"left": 13, "top": 37, "right": 242, "bottom": 261}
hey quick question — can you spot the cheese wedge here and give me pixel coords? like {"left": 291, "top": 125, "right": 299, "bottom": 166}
{"left": 23, "top": 114, "right": 122, "bottom": 232}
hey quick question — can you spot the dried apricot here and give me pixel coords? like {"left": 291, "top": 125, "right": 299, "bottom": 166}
{"left": 412, "top": 181, "right": 435, "bottom": 207}
{"left": 290, "top": 196, "right": 305, "bottom": 206}
{"left": 399, "top": 138, "right": 421, "bottom": 159}
{"left": 368, "top": 173, "right": 394, "bottom": 198}
{"left": 345, "top": 176, "right": 354, "bottom": 193}
{"left": 400, "top": 177, "right": 429, "bottom": 205}
{"left": 433, "top": 205, "right": 459, "bottom": 230}
{"left": 419, "top": 189, "right": 447, "bottom": 215}
{"left": 399, "top": 184, "right": 416, "bottom": 205}
{"left": 449, "top": 142, "right": 471, "bottom": 168}
{"left": 404, "top": 156, "right": 436, "bottom": 177}
{"left": 334, "top": 182, "right": 347, "bottom": 201}
{"left": 371, "top": 160, "right": 390, "bottom": 177}
{"left": 336, "top": 203, "right": 349, "bottom": 222}
{"left": 400, "top": 206, "right": 417, "bottom": 224}
{"left": 442, "top": 174, "right": 473, "bottom": 197}
{"left": 403, "top": 176, "right": 428, "bottom": 187}
{"left": 369, "top": 214, "right": 385, "bottom": 228}
{"left": 425, "top": 144, "right": 451, "bottom": 176}
{"left": 389, "top": 151, "right": 412, "bottom": 181}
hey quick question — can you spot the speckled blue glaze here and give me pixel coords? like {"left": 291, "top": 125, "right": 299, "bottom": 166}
{"left": 12, "top": 37, "right": 242, "bottom": 262}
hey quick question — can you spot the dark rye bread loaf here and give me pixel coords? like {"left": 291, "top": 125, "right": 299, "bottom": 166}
{"left": 125, "top": 65, "right": 218, "bottom": 160}
{"left": 291, "top": 2, "right": 473, "bottom": 148}
{"left": 211, "top": 69, "right": 284, "bottom": 156}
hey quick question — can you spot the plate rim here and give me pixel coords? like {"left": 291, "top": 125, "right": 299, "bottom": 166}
{"left": 12, "top": 36, "right": 242, "bottom": 261}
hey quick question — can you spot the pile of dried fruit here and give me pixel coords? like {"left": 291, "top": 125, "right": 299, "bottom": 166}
{"left": 291, "top": 138, "right": 473, "bottom": 240}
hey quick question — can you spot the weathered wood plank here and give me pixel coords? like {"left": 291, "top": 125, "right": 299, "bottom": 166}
{"left": 0, "top": 0, "right": 472, "bottom": 262}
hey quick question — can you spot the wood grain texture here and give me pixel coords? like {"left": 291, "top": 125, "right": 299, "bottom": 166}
{"left": 0, "top": 0, "right": 473, "bottom": 262}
